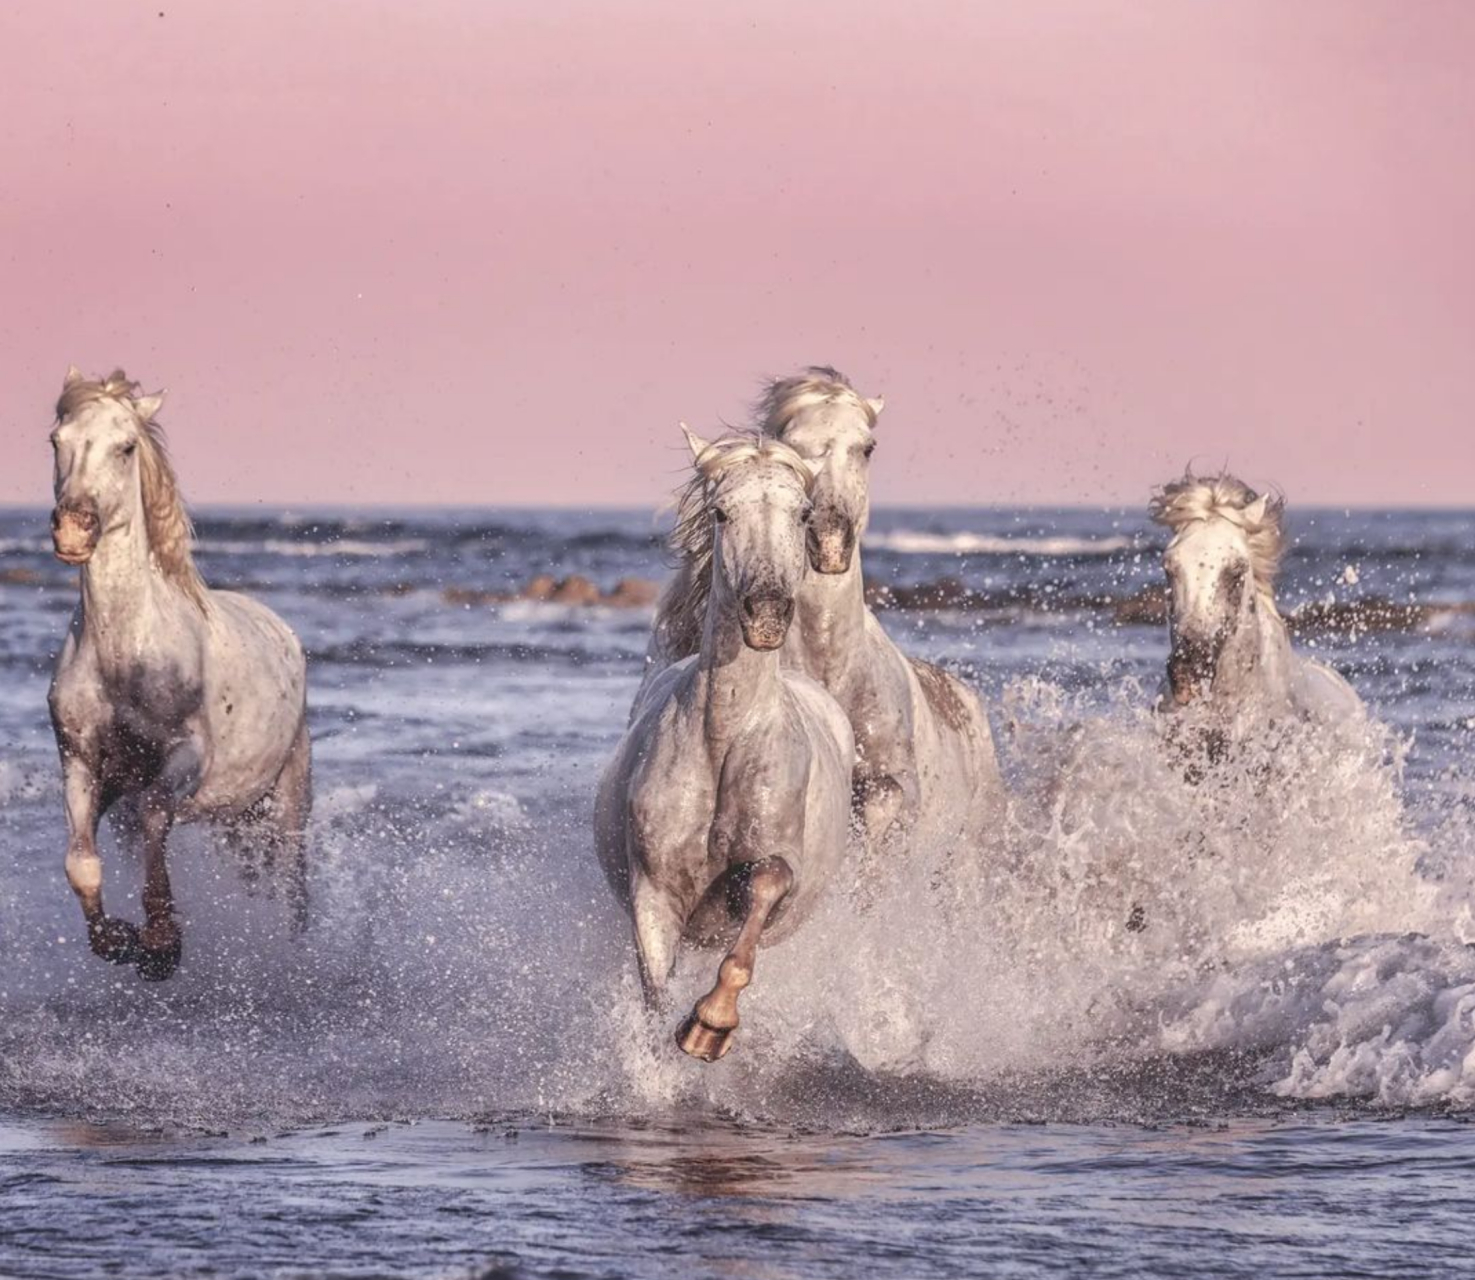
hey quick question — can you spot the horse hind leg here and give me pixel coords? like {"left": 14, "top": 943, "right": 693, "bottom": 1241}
{"left": 135, "top": 799, "right": 182, "bottom": 981}
{"left": 677, "top": 857, "right": 794, "bottom": 1063}
{"left": 269, "top": 720, "right": 312, "bottom": 933}
{"left": 225, "top": 721, "right": 311, "bottom": 931}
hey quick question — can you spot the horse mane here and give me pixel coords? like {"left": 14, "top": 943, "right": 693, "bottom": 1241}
{"left": 1149, "top": 472, "right": 1286, "bottom": 607}
{"left": 56, "top": 370, "right": 208, "bottom": 610}
{"left": 755, "top": 365, "right": 878, "bottom": 436}
{"left": 651, "top": 432, "right": 814, "bottom": 663}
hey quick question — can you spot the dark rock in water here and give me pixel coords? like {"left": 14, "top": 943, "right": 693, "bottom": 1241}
{"left": 1112, "top": 588, "right": 1169, "bottom": 626}
{"left": 442, "top": 586, "right": 502, "bottom": 605}
{"left": 548, "top": 575, "right": 601, "bottom": 605}
{"left": 1286, "top": 597, "right": 1453, "bottom": 636}
{"left": 442, "top": 574, "right": 660, "bottom": 609}
{"left": 605, "top": 577, "right": 660, "bottom": 607}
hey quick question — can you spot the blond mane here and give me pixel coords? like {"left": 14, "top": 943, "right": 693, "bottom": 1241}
{"left": 651, "top": 433, "right": 814, "bottom": 663}
{"left": 755, "top": 366, "right": 878, "bottom": 436}
{"left": 56, "top": 369, "right": 208, "bottom": 610}
{"left": 1149, "top": 472, "right": 1286, "bottom": 608}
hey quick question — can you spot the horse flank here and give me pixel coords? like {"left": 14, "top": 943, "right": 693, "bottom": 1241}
{"left": 57, "top": 370, "right": 208, "bottom": 610}
{"left": 1149, "top": 473, "right": 1286, "bottom": 613}
{"left": 650, "top": 433, "right": 814, "bottom": 665}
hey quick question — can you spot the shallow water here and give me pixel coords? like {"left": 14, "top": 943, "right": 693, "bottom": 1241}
{"left": 5, "top": 1114, "right": 1474, "bottom": 1279}
{"left": 1, "top": 505, "right": 1473, "bottom": 1277}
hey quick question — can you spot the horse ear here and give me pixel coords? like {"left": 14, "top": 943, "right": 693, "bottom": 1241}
{"left": 132, "top": 390, "right": 166, "bottom": 422}
{"left": 680, "top": 422, "right": 712, "bottom": 462}
{"left": 866, "top": 395, "right": 885, "bottom": 421}
{"left": 1242, "top": 494, "right": 1270, "bottom": 526}
{"left": 64, "top": 365, "right": 85, "bottom": 387}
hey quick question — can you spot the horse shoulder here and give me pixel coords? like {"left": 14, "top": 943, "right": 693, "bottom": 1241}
{"left": 48, "top": 625, "right": 107, "bottom": 749}
{"left": 782, "top": 672, "right": 855, "bottom": 770}
{"left": 906, "top": 656, "right": 990, "bottom": 741}
{"left": 828, "top": 613, "right": 917, "bottom": 755}
{"left": 619, "top": 668, "right": 718, "bottom": 879}
{"left": 1292, "top": 655, "right": 1366, "bottom": 725}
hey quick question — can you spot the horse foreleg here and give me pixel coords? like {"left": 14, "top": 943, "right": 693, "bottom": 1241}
{"left": 630, "top": 871, "right": 684, "bottom": 1012}
{"left": 852, "top": 775, "right": 906, "bottom": 905}
{"left": 677, "top": 857, "right": 794, "bottom": 1062}
{"left": 136, "top": 799, "right": 182, "bottom": 981}
{"left": 59, "top": 751, "right": 138, "bottom": 965}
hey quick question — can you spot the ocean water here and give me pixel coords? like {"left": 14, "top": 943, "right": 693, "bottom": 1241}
{"left": 1, "top": 504, "right": 1473, "bottom": 1278}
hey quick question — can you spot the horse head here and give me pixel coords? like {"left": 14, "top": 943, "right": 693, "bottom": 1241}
{"left": 49, "top": 367, "right": 165, "bottom": 566}
{"left": 680, "top": 427, "right": 815, "bottom": 651}
{"left": 1151, "top": 476, "right": 1283, "bottom": 709}
{"left": 758, "top": 367, "right": 883, "bottom": 575}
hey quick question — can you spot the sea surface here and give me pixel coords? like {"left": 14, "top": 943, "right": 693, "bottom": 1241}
{"left": 2, "top": 504, "right": 1473, "bottom": 1278}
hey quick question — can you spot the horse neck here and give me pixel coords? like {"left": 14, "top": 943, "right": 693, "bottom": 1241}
{"left": 78, "top": 509, "right": 185, "bottom": 666}
{"left": 786, "top": 556, "right": 868, "bottom": 683}
{"left": 1216, "top": 592, "right": 1294, "bottom": 706}
{"left": 696, "top": 582, "right": 782, "bottom": 741}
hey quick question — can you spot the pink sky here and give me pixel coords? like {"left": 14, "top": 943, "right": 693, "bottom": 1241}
{"left": 2, "top": 0, "right": 1471, "bottom": 507}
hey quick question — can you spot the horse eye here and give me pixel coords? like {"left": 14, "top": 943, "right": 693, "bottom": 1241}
{"left": 863, "top": 442, "right": 877, "bottom": 459}
{"left": 121, "top": 442, "right": 138, "bottom": 458}
{"left": 800, "top": 502, "right": 814, "bottom": 524}
{"left": 713, "top": 506, "right": 728, "bottom": 524}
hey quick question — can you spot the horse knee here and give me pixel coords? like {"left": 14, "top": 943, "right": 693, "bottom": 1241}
{"left": 745, "top": 857, "right": 794, "bottom": 910}
{"left": 64, "top": 843, "right": 102, "bottom": 904}
{"left": 858, "top": 777, "right": 906, "bottom": 842}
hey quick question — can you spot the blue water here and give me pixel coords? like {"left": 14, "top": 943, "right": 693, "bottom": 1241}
{"left": 1, "top": 505, "right": 1473, "bottom": 1278}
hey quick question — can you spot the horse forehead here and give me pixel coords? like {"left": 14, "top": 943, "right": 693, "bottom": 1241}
{"left": 1171, "top": 519, "right": 1247, "bottom": 570}
{"left": 61, "top": 399, "right": 136, "bottom": 441}
{"left": 719, "top": 462, "right": 806, "bottom": 510}
{"left": 782, "top": 404, "right": 871, "bottom": 452}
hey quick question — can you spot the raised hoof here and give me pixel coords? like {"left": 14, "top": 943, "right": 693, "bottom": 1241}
{"left": 136, "top": 935, "right": 182, "bottom": 982}
{"left": 676, "top": 1013, "right": 736, "bottom": 1062}
{"left": 88, "top": 917, "right": 141, "bottom": 966}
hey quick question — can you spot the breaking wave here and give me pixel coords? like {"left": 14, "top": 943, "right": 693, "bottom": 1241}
{"left": 866, "top": 531, "right": 1138, "bottom": 556}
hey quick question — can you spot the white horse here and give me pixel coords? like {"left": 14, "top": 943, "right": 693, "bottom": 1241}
{"left": 47, "top": 367, "right": 311, "bottom": 980}
{"left": 752, "top": 368, "right": 1003, "bottom": 873}
{"left": 1151, "top": 474, "right": 1364, "bottom": 732}
{"left": 597, "top": 430, "right": 854, "bottom": 1061}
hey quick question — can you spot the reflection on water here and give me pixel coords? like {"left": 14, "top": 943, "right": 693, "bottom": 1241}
{"left": 5, "top": 1115, "right": 1475, "bottom": 1279}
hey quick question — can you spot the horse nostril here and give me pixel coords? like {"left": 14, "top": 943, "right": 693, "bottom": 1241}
{"left": 53, "top": 504, "right": 99, "bottom": 533}
{"left": 741, "top": 593, "right": 792, "bottom": 623}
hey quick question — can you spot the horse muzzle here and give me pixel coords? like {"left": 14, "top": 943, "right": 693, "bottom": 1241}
{"left": 739, "top": 592, "right": 795, "bottom": 650}
{"left": 1166, "top": 635, "right": 1219, "bottom": 706}
{"left": 51, "top": 503, "right": 100, "bottom": 565}
{"left": 807, "top": 513, "right": 855, "bottom": 575}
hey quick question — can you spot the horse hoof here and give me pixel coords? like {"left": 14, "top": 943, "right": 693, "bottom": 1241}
{"left": 88, "top": 917, "right": 141, "bottom": 966}
{"left": 676, "top": 1013, "right": 735, "bottom": 1062}
{"left": 136, "top": 935, "right": 182, "bottom": 982}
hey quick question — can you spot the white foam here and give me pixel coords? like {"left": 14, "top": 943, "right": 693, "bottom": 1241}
{"left": 196, "top": 538, "right": 430, "bottom": 558}
{"left": 865, "top": 531, "right": 1135, "bottom": 556}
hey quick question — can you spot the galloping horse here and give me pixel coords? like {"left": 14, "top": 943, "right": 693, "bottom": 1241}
{"left": 597, "top": 430, "right": 854, "bottom": 1060}
{"left": 754, "top": 369, "right": 1005, "bottom": 875}
{"left": 47, "top": 367, "right": 311, "bottom": 980}
{"left": 1151, "top": 473, "right": 1363, "bottom": 731}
